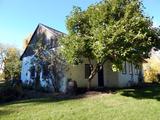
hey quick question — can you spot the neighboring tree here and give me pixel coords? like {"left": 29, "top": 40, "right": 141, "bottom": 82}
{"left": 144, "top": 48, "right": 160, "bottom": 82}
{"left": 0, "top": 43, "right": 7, "bottom": 73}
{"left": 60, "top": 0, "right": 160, "bottom": 89}
{"left": 3, "top": 48, "right": 21, "bottom": 80}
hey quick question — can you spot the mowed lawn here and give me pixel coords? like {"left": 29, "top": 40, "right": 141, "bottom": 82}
{"left": 1, "top": 85, "right": 160, "bottom": 120}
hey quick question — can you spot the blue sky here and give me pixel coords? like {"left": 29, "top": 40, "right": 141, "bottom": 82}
{"left": 0, "top": 0, "right": 160, "bottom": 50}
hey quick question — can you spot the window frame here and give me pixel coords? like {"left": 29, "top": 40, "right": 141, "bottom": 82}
{"left": 129, "top": 62, "right": 133, "bottom": 75}
{"left": 122, "top": 61, "right": 127, "bottom": 74}
{"left": 134, "top": 66, "right": 139, "bottom": 75}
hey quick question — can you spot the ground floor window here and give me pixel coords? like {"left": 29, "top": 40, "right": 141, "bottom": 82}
{"left": 122, "top": 61, "right": 127, "bottom": 74}
{"left": 30, "top": 66, "right": 35, "bottom": 78}
{"left": 42, "top": 64, "right": 49, "bottom": 79}
{"left": 129, "top": 63, "right": 133, "bottom": 75}
{"left": 134, "top": 66, "right": 139, "bottom": 75}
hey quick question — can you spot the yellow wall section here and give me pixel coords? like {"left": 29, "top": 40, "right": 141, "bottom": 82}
{"left": 65, "top": 61, "right": 140, "bottom": 88}
{"left": 103, "top": 62, "right": 119, "bottom": 87}
{"left": 66, "top": 61, "right": 119, "bottom": 88}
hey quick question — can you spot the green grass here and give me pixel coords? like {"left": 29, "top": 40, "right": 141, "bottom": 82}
{"left": 1, "top": 85, "right": 160, "bottom": 120}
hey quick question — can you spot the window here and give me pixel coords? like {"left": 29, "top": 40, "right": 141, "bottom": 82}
{"left": 122, "top": 61, "right": 127, "bottom": 74}
{"left": 85, "top": 64, "right": 91, "bottom": 79}
{"left": 134, "top": 66, "right": 139, "bottom": 75}
{"left": 129, "top": 63, "right": 133, "bottom": 75}
{"left": 42, "top": 64, "right": 49, "bottom": 79}
{"left": 30, "top": 66, "right": 35, "bottom": 78}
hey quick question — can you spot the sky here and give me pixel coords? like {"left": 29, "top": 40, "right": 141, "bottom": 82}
{"left": 0, "top": 0, "right": 160, "bottom": 50}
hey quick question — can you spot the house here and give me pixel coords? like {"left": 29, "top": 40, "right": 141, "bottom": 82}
{"left": 20, "top": 24, "right": 142, "bottom": 92}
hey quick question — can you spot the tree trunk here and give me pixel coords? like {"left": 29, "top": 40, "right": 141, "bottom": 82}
{"left": 87, "top": 65, "right": 98, "bottom": 90}
{"left": 87, "top": 78, "right": 92, "bottom": 90}
{"left": 87, "top": 63, "right": 104, "bottom": 90}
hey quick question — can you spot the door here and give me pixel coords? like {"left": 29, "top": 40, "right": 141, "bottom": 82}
{"left": 98, "top": 66, "right": 104, "bottom": 87}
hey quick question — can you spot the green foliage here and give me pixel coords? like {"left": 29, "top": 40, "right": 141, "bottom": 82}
{"left": 3, "top": 48, "right": 21, "bottom": 80}
{"left": 61, "top": 0, "right": 160, "bottom": 69}
{"left": 60, "top": 0, "right": 160, "bottom": 88}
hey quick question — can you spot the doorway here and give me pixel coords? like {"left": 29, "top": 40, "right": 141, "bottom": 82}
{"left": 98, "top": 66, "right": 104, "bottom": 87}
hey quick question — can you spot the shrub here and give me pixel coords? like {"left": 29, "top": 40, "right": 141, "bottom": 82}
{"left": 143, "top": 52, "right": 160, "bottom": 83}
{"left": 144, "top": 68, "right": 158, "bottom": 83}
{"left": 0, "top": 80, "right": 23, "bottom": 103}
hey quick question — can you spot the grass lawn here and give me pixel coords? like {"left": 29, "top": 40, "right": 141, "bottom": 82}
{"left": 1, "top": 85, "right": 160, "bottom": 120}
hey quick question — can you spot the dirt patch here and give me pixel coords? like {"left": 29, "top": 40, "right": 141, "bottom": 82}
{"left": 75, "top": 90, "right": 113, "bottom": 99}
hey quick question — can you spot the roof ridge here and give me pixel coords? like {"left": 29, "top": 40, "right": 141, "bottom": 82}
{"left": 38, "top": 23, "right": 66, "bottom": 35}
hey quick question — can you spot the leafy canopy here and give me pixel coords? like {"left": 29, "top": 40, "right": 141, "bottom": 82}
{"left": 60, "top": 0, "right": 160, "bottom": 71}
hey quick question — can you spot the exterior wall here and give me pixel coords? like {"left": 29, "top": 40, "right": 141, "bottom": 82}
{"left": 118, "top": 62, "right": 139, "bottom": 87}
{"left": 21, "top": 56, "right": 54, "bottom": 91}
{"left": 66, "top": 62, "right": 98, "bottom": 88}
{"left": 21, "top": 56, "right": 140, "bottom": 89}
{"left": 21, "top": 55, "right": 34, "bottom": 84}
{"left": 103, "top": 62, "right": 119, "bottom": 87}
{"left": 66, "top": 61, "right": 140, "bottom": 88}
{"left": 65, "top": 61, "right": 119, "bottom": 88}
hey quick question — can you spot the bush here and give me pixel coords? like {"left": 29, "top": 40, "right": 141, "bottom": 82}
{"left": 0, "top": 80, "right": 23, "bottom": 103}
{"left": 143, "top": 52, "right": 160, "bottom": 83}
{"left": 144, "top": 68, "right": 158, "bottom": 83}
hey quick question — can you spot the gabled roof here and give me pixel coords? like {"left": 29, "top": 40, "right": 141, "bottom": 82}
{"left": 20, "top": 23, "right": 65, "bottom": 60}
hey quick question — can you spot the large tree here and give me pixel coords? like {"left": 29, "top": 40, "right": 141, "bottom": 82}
{"left": 29, "top": 34, "right": 66, "bottom": 91}
{"left": 60, "top": 0, "right": 160, "bottom": 89}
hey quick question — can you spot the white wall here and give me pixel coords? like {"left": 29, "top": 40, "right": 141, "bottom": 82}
{"left": 118, "top": 62, "right": 139, "bottom": 87}
{"left": 103, "top": 62, "right": 119, "bottom": 87}
{"left": 21, "top": 55, "right": 53, "bottom": 88}
{"left": 21, "top": 55, "right": 67, "bottom": 92}
{"left": 21, "top": 55, "right": 34, "bottom": 84}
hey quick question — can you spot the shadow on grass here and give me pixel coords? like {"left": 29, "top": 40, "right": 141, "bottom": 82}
{"left": 0, "top": 88, "right": 115, "bottom": 107}
{"left": 120, "top": 83, "right": 160, "bottom": 101}
{"left": 0, "top": 109, "right": 14, "bottom": 116}
{"left": 0, "top": 94, "right": 91, "bottom": 108}
{"left": 2, "top": 83, "right": 160, "bottom": 107}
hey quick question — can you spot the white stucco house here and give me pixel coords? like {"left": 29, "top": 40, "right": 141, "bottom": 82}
{"left": 20, "top": 24, "right": 142, "bottom": 92}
